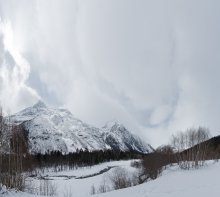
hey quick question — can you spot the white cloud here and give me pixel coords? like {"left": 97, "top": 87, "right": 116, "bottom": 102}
{"left": 0, "top": 18, "right": 39, "bottom": 113}
{"left": 1, "top": 0, "right": 220, "bottom": 146}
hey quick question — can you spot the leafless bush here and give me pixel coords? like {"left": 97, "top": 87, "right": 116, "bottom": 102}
{"left": 141, "top": 152, "right": 165, "bottom": 182}
{"left": 90, "top": 184, "right": 96, "bottom": 195}
{"left": 130, "top": 160, "right": 142, "bottom": 169}
{"left": 109, "top": 168, "right": 133, "bottom": 190}
{"left": 156, "top": 145, "right": 174, "bottom": 166}
{"left": 94, "top": 167, "right": 139, "bottom": 193}
{"left": 63, "top": 186, "right": 73, "bottom": 197}
{"left": 97, "top": 176, "right": 110, "bottom": 193}
{"left": 38, "top": 179, "right": 57, "bottom": 196}
{"left": 130, "top": 172, "right": 140, "bottom": 186}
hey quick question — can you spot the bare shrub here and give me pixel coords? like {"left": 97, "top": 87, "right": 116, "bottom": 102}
{"left": 130, "top": 160, "right": 142, "bottom": 169}
{"left": 109, "top": 167, "right": 133, "bottom": 190}
{"left": 141, "top": 152, "right": 165, "bottom": 182}
{"left": 95, "top": 167, "right": 139, "bottom": 193}
{"left": 140, "top": 146, "right": 175, "bottom": 182}
{"left": 39, "top": 179, "right": 57, "bottom": 196}
{"left": 130, "top": 172, "right": 140, "bottom": 186}
{"left": 24, "top": 179, "right": 37, "bottom": 195}
{"left": 90, "top": 184, "right": 96, "bottom": 195}
{"left": 156, "top": 145, "right": 174, "bottom": 167}
{"left": 63, "top": 186, "right": 73, "bottom": 197}
{"left": 98, "top": 176, "right": 110, "bottom": 193}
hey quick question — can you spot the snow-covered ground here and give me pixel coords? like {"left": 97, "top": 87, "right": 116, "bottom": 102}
{"left": 92, "top": 160, "right": 220, "bottom": 197}
{"left": 4, "top": 160, "right": 138, "bottom": 197}
{"left": 4, "top": 160, "right": 220, "bottom": 197}
{"left": 26, "top": 160, "right": 137, "bottom": 197}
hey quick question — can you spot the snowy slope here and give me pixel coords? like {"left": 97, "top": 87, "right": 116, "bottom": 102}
{"left": 92, "top": 161, "right": 220, "bottom": 197}
{"left": 10, "top": 101, "right": 153, "bottom": 154}
{"left": 4, "top": 160, "right": 220, "bottom": 197}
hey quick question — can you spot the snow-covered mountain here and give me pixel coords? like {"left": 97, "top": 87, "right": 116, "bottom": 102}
{"left": 102, "top": 121, "right": 152, "bottom": 153}
{"left": 10, "top": 101, "right": 153, "bottom": 154}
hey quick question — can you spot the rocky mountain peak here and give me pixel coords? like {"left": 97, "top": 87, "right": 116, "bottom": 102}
{"left": 9, "top": 103, "right": 153, "bottom": 154}
{"left": 33, "top": 100, "right": 47, "bottom": 109}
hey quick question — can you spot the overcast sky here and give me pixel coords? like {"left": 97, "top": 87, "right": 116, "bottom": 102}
{"left": 0, "top": 0, "right": 220, "bottom": 146}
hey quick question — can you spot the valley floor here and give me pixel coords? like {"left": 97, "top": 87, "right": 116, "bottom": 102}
{"left": 3, "top": 160, "right": 220, "bottom": 197}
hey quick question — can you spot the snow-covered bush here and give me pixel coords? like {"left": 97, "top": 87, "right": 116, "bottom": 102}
{"left": 0, "top": 184, "right": 7, "bottom": 195}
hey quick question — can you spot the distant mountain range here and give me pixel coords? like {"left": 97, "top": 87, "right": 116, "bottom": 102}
{"left": 10, "top": 101, "right": 153, "bottom": 154}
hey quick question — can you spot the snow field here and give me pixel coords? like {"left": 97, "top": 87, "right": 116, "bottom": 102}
{"left": 4, "top": 160, "right": 220, "bottom": 197}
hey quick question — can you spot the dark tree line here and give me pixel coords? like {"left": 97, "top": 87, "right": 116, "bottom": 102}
{"left": 29, "top": 149, "right": 143, "bottom": 174}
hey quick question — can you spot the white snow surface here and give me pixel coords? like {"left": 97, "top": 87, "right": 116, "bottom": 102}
{"left": 4, "top": 160, "right": 220, "bottom": 197}
{"left": 29, "top": 160, "right": 137, "bottom": 197}
{"left": 92, "top": 161, "right": 220, "bottom": 197}
{"left": 9, "top": 101, "right": 152, "bottom": 154}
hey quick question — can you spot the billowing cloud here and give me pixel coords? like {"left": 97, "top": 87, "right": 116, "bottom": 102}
{"left": 0, "top": 18, "right": 39, "bottom": 113}
{"left": 0, "top": 0, "right": 220, "bottom": 146}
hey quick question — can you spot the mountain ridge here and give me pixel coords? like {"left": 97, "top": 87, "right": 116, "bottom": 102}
{"left": 10, "top": 101, "right": 153, "bottom": 154}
